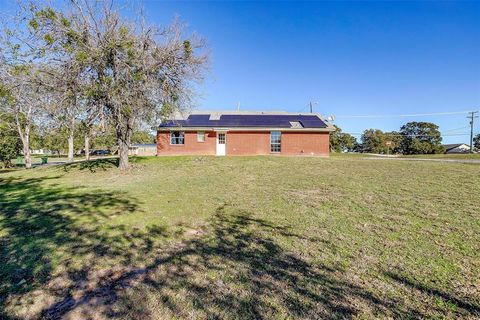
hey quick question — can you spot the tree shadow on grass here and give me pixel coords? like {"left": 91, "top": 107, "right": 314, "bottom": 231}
{"left": 61, "top": 157, "right": 151, "bottom": 173}
{"left": 3, "top": 173, "right": 477, "bottom": 319}
{"left": 38, "top": 204, "right": 446, "bottom": 320}
{"left": 62, "top": 158, "right": 120, "bottom": 173}
{"left": 0, "top": 175, "right": 161, "bottom": 319}
{"left": 384, "top": 271, "right": 480, "bottom": 317}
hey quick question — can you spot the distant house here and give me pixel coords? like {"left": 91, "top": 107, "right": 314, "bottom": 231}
{"left": 30, "top": 149, "right": 45, "bottom": 155}
{"left": 129, "top": 144, "right": 157, "bottom": 156}
{"left": 157, "top": 111, "right": 335, "bottom": 156}
{"left": 443, "top": 143, "right": 470, "bottom": 154}
{"left": 30, "top": 149, "right": 53, "bottom": 155}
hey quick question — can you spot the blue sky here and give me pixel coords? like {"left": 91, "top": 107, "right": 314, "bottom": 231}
{"left": 144, "top": 1, "right": 480, "bottom": 143}
{"left": 1, "top": 1, "right": 479, "bottom": 143}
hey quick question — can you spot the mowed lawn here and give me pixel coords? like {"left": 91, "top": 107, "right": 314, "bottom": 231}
{"left": 0, "top": 155, "right": 479, "bottom": 319}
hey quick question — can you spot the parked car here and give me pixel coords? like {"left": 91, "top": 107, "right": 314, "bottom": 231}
{"left": 91, "top": 149, "right": 111, "bottom": 156}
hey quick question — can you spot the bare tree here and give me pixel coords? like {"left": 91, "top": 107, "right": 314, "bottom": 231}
{"left": 0, "top": 66, "right": 48, "bottom": 169}
{"left": 0, "top": 3, "right": 56, "bottom": 168}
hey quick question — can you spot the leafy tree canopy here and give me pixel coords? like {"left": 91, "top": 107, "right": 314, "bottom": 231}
{"left": 0, "top": 113, "right": 22, "bottom": 167}
{"left": 399, "top": 122, "right": 444, "bottom": 155}
{"left": 474, "top": 133, "right": 480, "bottom": 151}
{"left": 360, "top": 129, "right": 389, "bottom": 154}
{"left": 329, "top": 125, "right": 357, "bottom": 152}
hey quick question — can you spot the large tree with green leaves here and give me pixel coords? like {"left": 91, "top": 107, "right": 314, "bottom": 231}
{"left": 40, "top": 1, "right": 207, "bottom": 169}
{"left": 360, "top": 129, "right": 389, "bottom": 154}
{"left": 27, "top": 5, "right": 95, "bottom": 163}
{"left": 383, "top": 131, "right": 403, "bottom": 154}
{"left": 2, "top": 0, "right": 208, "bottom": 170}
{"left": 399, "top": 121, "right": 444, "bottom": 154}
{"left": 330, "top": 125, "right": 357, "bottom": 152}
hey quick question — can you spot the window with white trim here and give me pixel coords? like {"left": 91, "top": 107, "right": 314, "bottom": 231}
{"left": 218, "top": 133, "right": 226, "bottom": 144}
{"left": 170, "top": 131, "right": 185, "bottom": 145}
{"left": 197, "top": 131, "right": 205, "bottom": 142}
{"left": 270, "top": 131, "right": 281, "bottom": 153}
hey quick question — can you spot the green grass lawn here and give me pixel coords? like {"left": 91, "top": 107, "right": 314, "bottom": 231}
{"left": 399, "top": 153, "right": 480, "bottom": 160}
{"left": 1, "top": 155, "right": 479, "bottom": 319}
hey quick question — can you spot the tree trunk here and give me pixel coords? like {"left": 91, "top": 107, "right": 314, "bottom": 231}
{"left": 84, "top": 133, "right": 90, "bottom": 161}
{"left": 117, "top": 122, "right": 133, "bottom": 170}
{"left": 16, "top": 118, "right": 32, "bottom": 169}
{"left": 67, "top": 118, "right": 75, "bottom": 163}
{"left": 118, "top": 137, "right": 129, "bottom": 170}
{"left": 67, "top": 133, "right": 74, "bottom": 163}
{"left": 23, "top": 143, "right": 31, "bottom": 169}
{"left": 21, "top": 133, "right": 32, "bottom": 169}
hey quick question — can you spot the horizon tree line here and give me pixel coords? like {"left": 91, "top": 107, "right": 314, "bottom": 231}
{"left": 330, "top": 121, "right": 478, "bottom": 155}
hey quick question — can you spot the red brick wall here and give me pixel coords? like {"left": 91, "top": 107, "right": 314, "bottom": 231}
{"left": 281, "top": 132, "right": 330, "bottom": 156}
{"left": 226, "top": 131, "right": 271, "bottom": 155}
{"left": 157, "top": 131, "right": 216, "bottom": 155}
{"left": 157, "top": 130, "right": 330, "bottom": 156}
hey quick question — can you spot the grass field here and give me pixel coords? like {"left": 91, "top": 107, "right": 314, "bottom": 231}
{"left": 1, "top": 155, "right": 479, "bottom": 319}
{"left": 399, "top": 153, "right": 480, "bottom": 160}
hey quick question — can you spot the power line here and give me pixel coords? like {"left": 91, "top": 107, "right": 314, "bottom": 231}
{"left": 297, "top": 101, "right": 318, "bottom": 113}
{"left": 336, "top": 110, "right": 475, "bottom": 119}
{"left": 442, "top": 126, "right": 470, "bottom": 133}
{"left": 344, "top": 132, "right": 471, "bottom": 137}
{"left": 297, "top": 104, "right": 309, "bottom": 113}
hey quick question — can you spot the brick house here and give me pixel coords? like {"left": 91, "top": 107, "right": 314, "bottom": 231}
{"left": 156, "top": 112, "right": 335, "bottom": 156}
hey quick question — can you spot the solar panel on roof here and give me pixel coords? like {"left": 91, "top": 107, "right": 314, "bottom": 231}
{"left": 299, "top": 120, "right": 327, "bottom": 128}
{"left": 160, "top": 114, "right": 328, "bottom": 128}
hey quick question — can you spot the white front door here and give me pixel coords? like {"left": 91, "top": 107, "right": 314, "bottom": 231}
{"left": 216, "top": 132, "right": 226, "bottom": 156}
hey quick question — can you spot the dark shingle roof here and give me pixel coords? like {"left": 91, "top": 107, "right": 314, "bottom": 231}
{"left": 159, "top": 113, "right": 328, "bottom": 129}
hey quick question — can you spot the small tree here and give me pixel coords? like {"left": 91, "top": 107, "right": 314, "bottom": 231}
{"left": 0, "top": 4, "right": 54, "bottom": 169}
{"left": 0, "top": 68, "right": 48, "bottom": 169}
{"left": 360, "top": 129, "right": 389, "bottom": 154}
{"left": 399, "top": 122, "right": 444, "bottom": 155}
{"left": 330, "top": 125, "right": 357, "bottom": 152}
{"left": 38, "top": 124, "right": 84, "bottom": 157}
{"left": 0, "top": 113, "right": 21, "bottom": 168}
{"left": 132, "top": 130, "right": 156, "bottom": 144}
{"left": 474, "top": 133, "right": 480, "bottom": 152}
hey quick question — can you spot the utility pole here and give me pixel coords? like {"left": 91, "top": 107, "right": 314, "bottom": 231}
{"left": 468, "top": 111, "right": 479, "bottom": 153}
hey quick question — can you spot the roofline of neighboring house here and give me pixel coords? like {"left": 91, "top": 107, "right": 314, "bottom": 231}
{"left": 443, "top": 143, "right": 469, "bottom": 150}
{"left": 130, "top": 144, "right": 157, "bottom": 147}
{"left": 157, "top": 126, "right": 335, "bottom": 132}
